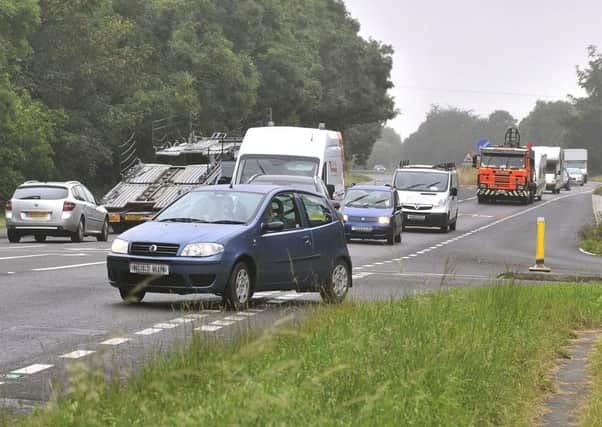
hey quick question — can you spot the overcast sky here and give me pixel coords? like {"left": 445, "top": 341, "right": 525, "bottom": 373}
{"left": 344, "top": 0, "right": 602, "bottom": 140}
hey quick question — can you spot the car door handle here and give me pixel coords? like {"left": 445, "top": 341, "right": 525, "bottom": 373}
{"left": 302, "top": 235, "right": 312, "bottom": 245}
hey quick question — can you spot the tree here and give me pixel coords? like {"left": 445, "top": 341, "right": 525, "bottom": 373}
{"left": 367, "top": 127, "right": 402, "bottom": 168}
{"left": 519, "top": 101, "right": 574, "bottom": 147}
{"left": 564, "top": 46, "right": 602, "bottom": 174}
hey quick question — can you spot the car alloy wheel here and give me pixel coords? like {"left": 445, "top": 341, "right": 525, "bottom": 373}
{"left": 224, "top": 262, "right": 252, "bottom": 310}
{"left": 235, "top": 268, "right": 250, "bottom": 305}
{"left": 320, "top": 260, "right": 350, "bottom": 304}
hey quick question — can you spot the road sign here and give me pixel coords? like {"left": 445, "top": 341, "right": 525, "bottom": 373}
{"left": 476, "top": 139, "right": 491, "bottom": 152}
{"left": 463, "top": 153, "right": 473, "bottom": 162}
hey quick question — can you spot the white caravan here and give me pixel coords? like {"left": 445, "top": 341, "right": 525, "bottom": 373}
{"left": 564, "top": 148, "right": 588, "bottom": 183}
{"left": 232, "top": 126, "right": 346, "bottom": 200}
{"left": 532, "top": 146, "right": 564, "bottom": 194}
{"left": 532, "top": 151, "right": 547, "bottom": 201}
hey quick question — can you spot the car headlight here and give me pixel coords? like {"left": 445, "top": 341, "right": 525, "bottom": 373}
{"left": 180, "top": 243, "right": 224, "bottom": 257}
{"left": 435, "top": 198, "right": 446, "bottom": 208}
{"left": 343, "top": 214, "right": 348, "bottom": 221}
{"left": 378, "top": 216, "right": 390, "bottom": 224}
{"left": 111, "top": 238, "right": 129, "bottom": 254}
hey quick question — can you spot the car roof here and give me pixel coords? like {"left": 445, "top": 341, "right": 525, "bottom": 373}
{"left": 250, "top": 174, "right": 317, "bottom": 184}
{"left": 348, "top": 184, "right": 392, "bottom": 192}
{"left": 18, "top": 181, "right": 81, "bottom": 188}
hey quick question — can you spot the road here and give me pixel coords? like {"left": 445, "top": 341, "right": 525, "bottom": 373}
{"left": 1, "top": 175, "right": 599, "bottom": 411}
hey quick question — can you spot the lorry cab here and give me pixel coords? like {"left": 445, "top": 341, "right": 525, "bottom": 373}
{"left": 232, "top": 126, "right": 346, "bottom": 200}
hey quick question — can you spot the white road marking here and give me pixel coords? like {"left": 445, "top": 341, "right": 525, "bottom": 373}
{"left": 6, "top": 272, "right": 15, "bottom": 275}
{"left": 100, "top": 337, "right": 129, "bottom": 346}
{"left": 135, "top": 328, "right": 163, "bottom": 336}
{"left": 11, "top": 364, "right": 53, "bottom": 375}
{"left": 169, "top": 318, "right": 195, "bottom": 324}
{"left": 210, "top": 320, "right": 235, "bottom": 326}
{"left": 402, "top": 256, "right": 410, "bottom": 260}
{"left": 0, "top": 382, "right": 4, "bottom": 385}
{"left": 0, "top": 254, "right": 49, "bottom": 261}
{"left": 236, "top": 312, "right": 256, "bottom": 317}
{"left": 275, "top": 293, "right": 301, "bottom": 300}
{"left": 247, "top": 308, "right": 266, "bottom": 313}
{"left": 365, "top": 271, "right": 489, "bottom": 279}
{"left": 0, "top": 245, "right": 46, "bottom": 250}
{"left": 224, "top": 315, "right": 246, "bottom": 321}
{"left": 60, "top": 350, "right": 95, "bottom": 359}
{"left": 153, "top": 323, "right": 178, "bottom": 329}
{"left": 184, "top": 314, "right": 209, "bottom": 319}
{"left": 200, "top": 309, "right": 222, "bottom": 313}
{"left": 373, "top": 262, "right": 384, "bottom": 265}
{"left": 61, "top": 253, "right": 88, "bottom": 257}
{"left": 409, "top": 254, "right": 418, "bottom": 257}
{"left": 33, "top": 261, "right": 106, "bottom": 271}
{"left": 363, "top": 264, "right": 375, "bottom": 268}
{"left": 65, "top": 248, "right": 110, "bottom": 252}
{"left": 196, "top": 325, "right": 222, "bottom": 332}
{"left": 266, "top": 299, "right": 286, "bottom": 304}
{"left": 254, "top": 291, "right": 281, "bottom": 297}
{"left": 579, "top": 248, "right": 598, "bottom": 257}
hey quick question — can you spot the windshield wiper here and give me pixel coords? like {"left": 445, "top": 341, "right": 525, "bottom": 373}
{"left": 346, "top": 194, "right": 369, "bottom": 204}
{"left": 208, "top": 220, "right": 246, "bottom": 224}
{"left": 158, "top": 218, "right": 208, "bottom": 223}
{"left": 402, "top": 183, "right": 428, "bottom": 190}
{"left": 20, "top": 196, "right": 41, "bottom": 200}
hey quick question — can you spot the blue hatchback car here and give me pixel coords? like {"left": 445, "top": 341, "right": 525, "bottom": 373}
{"left": 106, "top": 185, "right": 351, "bottom": 309}
{"left": 343, "top": 185, "right": 403, "bottom": 245}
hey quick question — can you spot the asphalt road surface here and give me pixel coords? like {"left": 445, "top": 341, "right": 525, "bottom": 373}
{"left": 1, "top": 176, "right": 599, "bottom": 411}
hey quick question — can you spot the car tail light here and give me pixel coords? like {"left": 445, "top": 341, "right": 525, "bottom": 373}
{"left": 63, "top": 201, "right": 75, "bottom": 212}
{"left": 5, "top": 200, "right": 11, "bottom": 211}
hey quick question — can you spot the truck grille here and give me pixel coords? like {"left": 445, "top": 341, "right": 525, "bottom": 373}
{"left": 402, "top": 204, "right": 433, "bottom": 211}
{"left": 130, "top": 242, "right": 180, "bottom": 256}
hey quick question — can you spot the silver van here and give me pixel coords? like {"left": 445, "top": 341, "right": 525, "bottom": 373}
{"left": 5, "top": 181, "right": 108, "bottom": 243}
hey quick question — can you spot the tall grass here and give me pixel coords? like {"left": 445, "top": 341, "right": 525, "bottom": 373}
{"left": 580, "top": 340, "right": 602, "bottom": 426}
{"left": 11, "top": 284, "right": 602, "bottom": 426}
{"left": 0, "top": 212, "right": 4, "bottom": 229}
{"left": 457, "top": 166, "right": 478, "bottom": 185}
{"left": 593, "top": 186, "right": 602, "bottom": 196}
{"left": 579, "top": 223, "right": 602, "bottom": 255}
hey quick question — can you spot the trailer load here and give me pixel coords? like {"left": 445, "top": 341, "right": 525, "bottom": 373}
{"left": 476, "top": 127, "right": 537, "bottom": 204}
{"left": 102, "top": 133, "right": 241, "bottom": 232}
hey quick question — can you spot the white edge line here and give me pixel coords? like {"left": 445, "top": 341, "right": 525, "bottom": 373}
{"left": 11, "top": 364, "right": 53, "bottom": 375}
{"left": 60, "top": 350, "right": 95, "bottom": 359}
{"left": 33, "top": 261, "right": 106, "bottom": 272}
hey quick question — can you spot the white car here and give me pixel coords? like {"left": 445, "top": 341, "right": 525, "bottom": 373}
{"left": 567, "top": 167, "right": 584, "bottom": 186}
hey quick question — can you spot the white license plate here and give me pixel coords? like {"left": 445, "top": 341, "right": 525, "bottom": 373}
{"left": 352, "top": 226, "right": 373, "bottom": 232}
{"left": 27, "top": 212, "right": 50, "bottom": 219}
{"left": 407, "top": 214, "right": 426, "bottom": 221}
{"left": 129, "top": 263, "right": 169, "bottom": 275}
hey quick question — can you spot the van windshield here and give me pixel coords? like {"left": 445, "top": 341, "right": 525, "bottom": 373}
{"left": 238, "top": 155, "right": 319, "bottom": 184}
{"left": 394, "top": 171, "right": 449, "bottom": 192}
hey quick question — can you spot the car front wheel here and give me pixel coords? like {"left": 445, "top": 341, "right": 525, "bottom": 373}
{"left": 71, "top": 218, "right": 85, "bottom": 242}
{"left": 320, "top": 259, "right": 350, "bottom": 304}
{"left": 223, "top": 261, "right": 252, "bottom": 310}
{"left": 119, "top": 288, "right": 145, "bottom": 303}
{"left": 7, "top": 230, "right": 20, "bottom": 243}
{"left": 97, "top": 219, "right": 109, "bottom": 242}
{"left": 35, "top": 234, "right": 46, "bottom": 242}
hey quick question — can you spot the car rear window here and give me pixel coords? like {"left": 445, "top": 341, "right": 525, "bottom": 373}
{"left": 13, "top": 186, "right": 69, "bottom": 200}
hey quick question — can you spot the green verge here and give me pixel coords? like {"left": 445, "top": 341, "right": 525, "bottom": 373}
{"left": 0, "top": 213, "right": 4, "bottom": 228}
{"left": 579, "top": 223, "right": 602, "bottom": 255}
{"left": 9, "top": 285, "right": 602, "bottom": 427}
{"left": 593, "top": 186, "right": 602, "bottom": 196}
{"left": 580, "top": 340, "right": 602, "bottom": 426}
{"left": 345, "top": 173, "right": 371, "bottom": 187}
{"left": 590, "top": 176, "right": 602, "bottom": 183}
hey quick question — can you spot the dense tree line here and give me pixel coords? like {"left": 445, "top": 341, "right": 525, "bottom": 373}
{"left": 400, "top": 107, "right": 517, "bottom": 165}
{"left": 0, "top": 0, "right": 395, "bottom": 200}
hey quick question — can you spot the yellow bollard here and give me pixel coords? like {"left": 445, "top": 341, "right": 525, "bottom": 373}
{"left": 529, "top": 217, "right": 551, "bottom": 272}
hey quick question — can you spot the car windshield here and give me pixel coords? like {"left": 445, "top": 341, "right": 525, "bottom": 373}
{"left": 238, "top": 156, "right": 319, "bottom": 184}
{"left": 394, "top": 171, "right": 449, "bottom": 192}
{"left": 480, "top": 153, "right": 525, "bottom": 169}
{"left": 155, "top": 190, "right": 265, "bottom": 224}
{"left": 567, "top": 168, "right": 581, "bottom": 174}
{"left": 251, "top": 177, "right": 320, "bottom": 194}
{"left": 13, "top": 186, "right": 68, "bottom": 200}
{"left": 344, "top": 189, "right": 392, "bottom": 208}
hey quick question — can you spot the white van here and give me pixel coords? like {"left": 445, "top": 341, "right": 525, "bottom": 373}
{"left": 392, "top": 163, "right": 459, "bottom": 233}
{"left": 232, "top": 126, "right": 346, "bottom": 200}
{"left": 532, "top": 146, "right": 564, "bottom": 194}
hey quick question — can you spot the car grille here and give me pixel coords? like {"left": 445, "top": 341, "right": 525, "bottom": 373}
{"left": 402, "top": 204, "right": 432, "bottom": 211}
{"left": 130, "top": 242, "right": 180, "bottom": 256}
{"left": 348, "top": 216, "right": 378, "bottom": 222}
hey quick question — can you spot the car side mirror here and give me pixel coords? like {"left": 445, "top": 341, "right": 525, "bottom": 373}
{"left": 262, "top": 221, "right": 285, "bottom": 233}
{"left": 450, "top": 188, "right": 458, "bottom": 196}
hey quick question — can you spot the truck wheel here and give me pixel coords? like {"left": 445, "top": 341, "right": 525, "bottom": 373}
{"left": 7, "top": 229, "right": 20, "bottom": 243}
{"left": 477, "top": 195, "right": 485, "bottom": 204}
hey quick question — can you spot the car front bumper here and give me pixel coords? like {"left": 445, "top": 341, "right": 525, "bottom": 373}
{"left": 402, "top": 211, "right": 448, "bottom": 228}
{"left": 106, "top": 254, "right": 233, "bottom": 295}
{"left": 344, "top": 221, "right": 393, "bottom": 240}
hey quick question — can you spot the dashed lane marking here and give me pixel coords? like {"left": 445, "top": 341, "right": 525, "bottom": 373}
{"left": 153, "top": 323, "right": 178, "bottom": 329}
{"left": 184, "top": 314, "right": 209, "bottom": 319}
{"left": 210, "top": 320, "right": 236, "bottom": 326}
{"left": 168, "top": 318, "right": 195, "bottom": 324}
{"left": 32, "top": 261, "right": 106, "bottom": 271}
{"left": 236, "top": 312, "right": 256, "bottom": 317}
{"left": 135, "top": 328, "right": 163, "bottom": 336}
{"left": 100, "top": 337, "right": 129, "bottom": 346}
{"left": 11, "top": 364, "right": 53, "bottom": 375}
{"left": 60, "top": 350, "right": 95, "bottom": 359}
{"left": 0, "top": 254, "right": 49, "bottom": 261}
{"left": 224, "top": 315, "right": 247, "bottom": 321}
{"left": 0, "top": 245, "right": 47, "bottom": 250}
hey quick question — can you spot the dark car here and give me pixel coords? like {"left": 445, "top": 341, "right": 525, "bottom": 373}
{"left": 342, "top": 185, "right": 403, "bottom": 245}
{"left": 107, "top": 185, "right": 351, "bottom": 309}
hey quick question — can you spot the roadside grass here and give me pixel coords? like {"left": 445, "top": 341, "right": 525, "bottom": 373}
{"left": 10, "top": 284, "right": 602, "bottom": 427}
{"left": 0, "top": 212, "right": 4, "bottom": 228}
{"left": 593, "top": 186, "right": 602, "bottom": 196}
{"left": 590, "top": 175, "right": 602, "bottom": 183}
{"left": 580, "top": 340, "right": 602, "bottom": 426}
{"left": 579, "top": 223, "right": 602, "bottom": 255}
{"left": 345, "top": 173, "right": 371, "bottom": 186}
{"left": 457, "top": 166, "right": 478, "bottom": 186}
